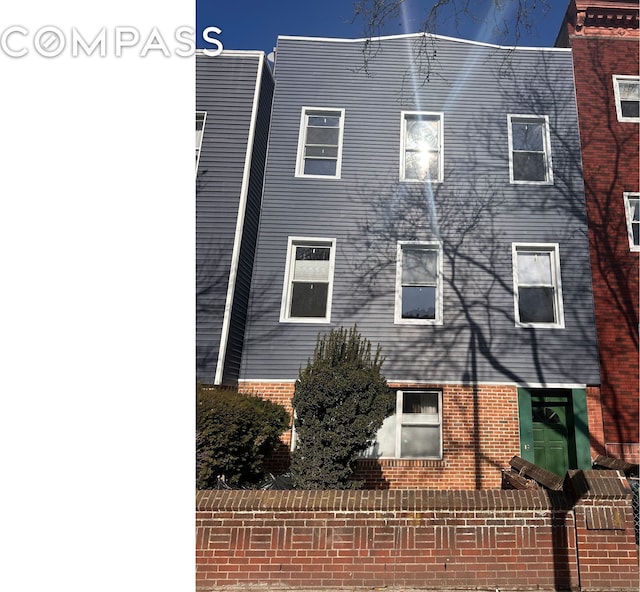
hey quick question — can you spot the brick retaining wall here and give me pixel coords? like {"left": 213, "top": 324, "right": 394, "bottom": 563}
{"left": 196, "top": 472, "right": 639, "bottom": 591}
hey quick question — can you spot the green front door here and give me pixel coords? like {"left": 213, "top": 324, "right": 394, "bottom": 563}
{"left": 532, "top": 397, "right": 571, "bottom": 476}
{"left": 518, "top": 388, "right": 590, "bottom": 477}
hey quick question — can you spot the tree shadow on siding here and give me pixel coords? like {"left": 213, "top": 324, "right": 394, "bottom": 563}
{"left": 341, "top": 51, "right": 601, "bottom": 488}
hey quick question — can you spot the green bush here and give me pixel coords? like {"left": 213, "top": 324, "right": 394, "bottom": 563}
{"left": 290, "top": 326, "right": 394, "bottom": 489}
{"left": 196, "top": 385, "right": 289, "bottom": 489}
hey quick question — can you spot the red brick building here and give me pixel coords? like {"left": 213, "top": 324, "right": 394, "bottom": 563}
{"left": 557, "top": 0, "right": 640, "bottom": 463}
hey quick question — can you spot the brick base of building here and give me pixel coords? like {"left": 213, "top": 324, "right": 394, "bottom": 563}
{"left": 239, "top": 381, "right": 606, "bottom": 490}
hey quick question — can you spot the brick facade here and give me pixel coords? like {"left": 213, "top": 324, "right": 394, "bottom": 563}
{"left": 564, "top": 0, "right": 640, "bottom": 462}
{"left": 196, "top": 474, "right": 638, "bottom": 591}
{"left": 239, "top": 381, "right": 522, "bottom": 489}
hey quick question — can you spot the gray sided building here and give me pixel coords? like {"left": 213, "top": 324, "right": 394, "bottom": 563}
{"left": 237, "top": 33, "right": 602, "bottom": 490}
{"left": 196, "top": 51, "right": 274, "bottom": 386}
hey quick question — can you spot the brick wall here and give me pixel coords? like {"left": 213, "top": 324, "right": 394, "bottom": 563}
{"left": 196, "top": 472, "right": 639, "bottom": 591}
{"left": 568, "top": 17, "right": 640, "bottom": 458}
{"left": 239, "top": 381, "right": 521, "bottom": 489}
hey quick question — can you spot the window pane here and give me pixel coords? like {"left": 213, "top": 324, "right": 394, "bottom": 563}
{"left": 518, "top": 252, "right": 552, "bottom": 284}
{"left": 308, "top": 114, "right": 340, "bottom": 127}
{"left": 631, "top": 200, "right": 640, "bottom": 222}
{"left": 306, "top": 126, "right": 340, "bottom": 145}
{"left": 402, "top": 286, "right": 436, "bottom": 319}
{"left": 293, "top": 259, "right": 330, "bottom": 282}
{"left": 363, "top": 414, "right": 396, "bottom": 458}
{"left": 401, "top": 425, "right": 440, "bottom": 458}
{"left": 290, "top": 282, "right": 328, "bottom": 317}
{"left": 621, "top": 100, "right": 640, "bottom": 119}
{"left": 519, "top": 286, "right": 555, "bottom": 323}
{"left": 296, "top": 246, "right": 330, "bottom": 261}
{"left": 512, "top": 122, "right": 543, "bottom": 151}
{"left": 404, "top": 151, "right": 439, "bottom": 181}
{"left": 403, "top": 392, "right": 438, "bottom": 415}
{"left": 405, "top": 118, "right": 439, "bottom": 150}
{"left": 513, "top": 152, "right": 546, "bottom": 181}
{"left": 402, "top": 248, "right": 437, "bottom": 284}
{"left": 619, "top": 81, "right": 640, "bottom": 101}
{"left": 305, "top": 146, "right": 339, "bottom": 158}
{"left": 293, "top": 247, "right": 330, "bottom": 281}
{"left": 304, "top": 159, "right": 337, "bottom": 176}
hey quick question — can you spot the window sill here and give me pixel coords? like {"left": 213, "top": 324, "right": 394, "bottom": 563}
{"left": 294, "top": 173, "right": 342, "bottom": 180}
{"left": 509, "top": 179, "right": 553, "bottom": 185}
{"left": 399, "top": 178, "right": 443, "bottom": 184}
{"left": 357, "top": 458, "right": 445, "bottom": 467}
{"left": 515, "top": 321, "right": 565, "bottom": 329}
{"left": 394, "top": 319, "right": 443, "bottom": 326}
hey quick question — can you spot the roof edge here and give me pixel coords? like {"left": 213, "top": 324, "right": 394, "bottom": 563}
{"left": 276, "top": 31, "right": 572, "bottom": 52}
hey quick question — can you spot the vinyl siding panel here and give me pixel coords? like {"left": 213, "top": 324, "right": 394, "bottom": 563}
{"left": 196, "top": 52, "right": 273, "bottom": 384}
{"left": 240, "top": 35, "right": 600, "bottom": 386}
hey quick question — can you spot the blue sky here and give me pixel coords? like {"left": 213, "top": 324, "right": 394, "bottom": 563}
{"left": 197, "top": 0, "right": 570, "bottom": 55}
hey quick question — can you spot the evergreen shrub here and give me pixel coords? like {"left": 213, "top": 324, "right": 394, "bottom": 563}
{"left": 196, "top": 385, "right": 289, "bottom": 488}
{"left": 290, "top": 326, "right": 394, "bottom": 489}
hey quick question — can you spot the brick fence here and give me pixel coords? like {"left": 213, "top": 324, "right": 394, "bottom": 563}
{"left": 196, "top": 471, "right": 638, "bottom": 591}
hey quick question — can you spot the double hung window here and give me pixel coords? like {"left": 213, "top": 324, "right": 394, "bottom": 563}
{"left": 613, "top": 76, "right": 640, "bottom": 122}
{"left": 280, "top": 238, "right": 336, "bottom": 322}
{"left": 400, "top": 112, "right": 443, "bottom": 182}
{"left": 624, "top": 192, "right": 640, "bottom": 251}
{"left": 395, "top": 242, "right": 443, "bottom": 324}
{"left": 513, "top": 244, "right": 564, "bottom": 327}
{"left": 196, "top": 112, "right": 206, "bottom": 172}
{"left": 508, "top": 115, "right": 553, "bottom": 183}
{"left": 295, "top": 108, "right": 345, "bottom": 178}
{"left": 365, "top": 390, "right": 443, "bottom": 459}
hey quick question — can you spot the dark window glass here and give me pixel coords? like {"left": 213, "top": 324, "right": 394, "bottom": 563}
{"left": 304, "top": 159, "right": 337, "bottom": 176}
{"left": 402, "top": 286, "right": 436, "bottom": 319}
{"left": 403, "top": 392, "right": 438, "bottom": 415}
{"left": 621, "top": 100, "right": 640, "bottom": 119}
{"left": 290, "top": 282, "right": 328, "bottom": 317}
{"left": 512, "top": 122, "right": 543, "bottom": 151}
{"left": 513, "top": 152, "right": 546, "bottom": 181}
{"left": 518, "top": 286, "right": 555, "bottom": 323}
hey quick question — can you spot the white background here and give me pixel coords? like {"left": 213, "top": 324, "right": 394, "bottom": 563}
{"left": 0, "top": 2, "right": 194, "bottom": 590}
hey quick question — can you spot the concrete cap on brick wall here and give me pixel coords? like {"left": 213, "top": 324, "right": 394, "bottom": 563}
{"left": 196, "top": 488, "right": 571, "bottom": 512}
{"left": 565, "top": 469, "right": 633, "bottom": 501}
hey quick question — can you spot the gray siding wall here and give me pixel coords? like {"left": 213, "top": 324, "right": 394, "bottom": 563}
{"left": 240, "top": 35, "right": 600, "bottom": 386}
{"left": 196, "top": 52, "right": 273, "bottom": 385}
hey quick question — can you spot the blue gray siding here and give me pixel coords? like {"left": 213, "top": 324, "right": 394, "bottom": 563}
{"left": 196, "top": 51, "right": 274, "bottom": 385}
{"left": 240, "top": 34, "right": 600, "bottom": 386}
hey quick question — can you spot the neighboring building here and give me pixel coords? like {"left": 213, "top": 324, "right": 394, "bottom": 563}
{"left": 238, "top": 33, "right": 600, "bottom": 489}
{"left": 557, "top": 0, "right": 639, "bottom": 463}
{"left": 196, "top": 51, "right": 274, "bottom": 386}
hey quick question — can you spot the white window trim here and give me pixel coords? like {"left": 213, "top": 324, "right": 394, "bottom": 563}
{"left": 395, "top": 389, "right": 443, "bottom": 460}
{"left": 366, "top": 389, "right": 443, "bottom": 460}
{"left": 399, "top": 111, "right": 444, "bottom": 183}
{"left": 395, "top": 241, "right": 443, "bottom": 325}
{"left": 507, "top": 114, "right": 554, "bottom": 185}
{"left": 295, "top": 107, "right": 345, "bottom": 179}
{"left": 279, "top": 236, "right": 336, "bottom": 323}
{"left": 196, "top": 111, "right": 207, "bottom": 174}
{"left": 613, "top": 75, "right": 640, "bottom": 123}
{"left": 512, "top": 243, "right": 565, "bottom": 329}
{"left": 623, "top": 192, "right": 640, "bottom": 252}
